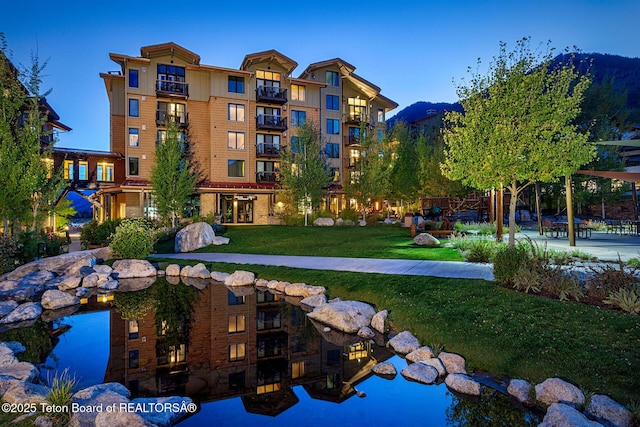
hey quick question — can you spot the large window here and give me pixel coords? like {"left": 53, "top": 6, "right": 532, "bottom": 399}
{"left": 326, "top": 94, "right": 339, "bottom": 110}
{"left": 291, "top": 84, "right": 305, "bottom": 101}
{"left": 128, "top": 320, "right": 139, "bottom": 340}
{"left": 128, "top": 98, "right": 139, "bottom": 117}
{"left": 290, "top": 136, "right": 301, "bottom": 154}
{"left": 256, "top": 134, "right": 280, "bottom": 156}
{"left": 78, "top": 161, "right": 88, "bottom": 181}
{"left": 228, "top": 289, "right": 245, "bottom": 305}
{"left": 97, "top": 162, "right": 114, "bottom": 182}
{"left": 292, "top": 361, "right": 305, "bottom": 379}
{"left": 291, "top": 110, "right": 306, "bottom": 127}
{"left": 229, "top": 343, "right": 246, "bottom": 362}
{"left": 378, "top": 108, "right": 385, "bottom": 122}
{"left": 326, "top": 70, "right": 339, "bottom": 86}
{"left": 348, "top": 97, "right": 367, "bottom": 121}
{"left": 129, "top": 69, "right": 138, "bottom": 88}
{"left": 228, "top": 76, "right": 245, "bottom": 93}
{"left": 63, "top": 160, "right": 74, "bottom": 180}
{"left": 129, "top": 128, "right": 139, "bottom": 147}
{"left": 325, "top": 143, "right": 339, "bottom": 158}
{"left": 257, "top": 310, "right": 281, "bottom": 331}
{"left": 256, "top": 70, "right": 281, "bottom": 88}
{"left": 326, "top": 119, "right": 340, "bottom": 135}
{"left": 228, "top": 160, "right": 245, "bottom": 177}
{"left": 128, "top": 157, "right": 139, "bottom": 176}
{"left": 128, "top": 350, "right": 139, "bottom": 369}
{"left": 228, "top": 315, "right": 246, "bottom": 333}
{"left": 228, "top": 103, "right": 245, "bottom": 122}
{"left": 157, "top": 102, "right": 187, "bottom": 125}
{"left": 157, "top": 64, "right": 186, "bottom": 94}
{"left": 227, "top": 131, "right": 245, "bottom": 150}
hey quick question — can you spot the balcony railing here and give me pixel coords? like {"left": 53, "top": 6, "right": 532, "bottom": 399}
{"left": 256, "top": 86, "right": 287, "bottom": 104}
{"left": 344, "top": 111, "right": 368, "bottom": 125}
{"left": 344, "top": 135, "right": 360, "bottom": 146}
{"left": 256, "top": 143, "right": 280, "bottom": 157}
{"left": 256, "top": 115, "right": 287, "bottom": 131}
{"left": 256, "top": 171, "right": 278, "bottom": 184}
{"left": 156, "top": 79, "right": 189, "bottom": 97}
{"left": 156, "top": 111, "right": 189, "bottom": 127}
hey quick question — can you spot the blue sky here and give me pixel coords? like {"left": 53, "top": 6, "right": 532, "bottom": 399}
{"left": 3, "top": 0, "right": 639, "bottom": 151}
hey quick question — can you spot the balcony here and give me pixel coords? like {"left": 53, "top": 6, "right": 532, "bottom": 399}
{"left": 256, "top": 171, "right": 278, "bottom": 184}
{"left": 344, "top": 135, "right": 360, "bottom": 146}
{"left": 156, "top": 79, "right": 189, "bottom": 98}
{"left": 344, "top": 111, "right": 368, "bottom": 125}
{"left": 256, "top": 115, "right": 287, "bottom": 131}
{"left": 256, "top": 143, "right": 280, "bottom": 158}
{"left": 256, "top": 86, "right": 287, "bottom": 104}
{"left": 156, "top": 111, "right": 189, "bottom": 128}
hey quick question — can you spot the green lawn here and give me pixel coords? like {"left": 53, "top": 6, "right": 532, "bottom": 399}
{"left": 154, "top": 259, "right": 640, "bottom": 407}
{"left": 156, "top": 224, "right": 464, "bottom": 261}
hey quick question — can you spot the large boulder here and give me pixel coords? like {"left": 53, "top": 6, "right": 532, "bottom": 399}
{"left": 112, "top": 260, "right": 157, "bottom": 279}
{"left": 213, "top": 236, "right": 230, "bottom": 245}
{"left": 313, "top": 217, "right": 335, "bottom": 227}
{"left": 507, "top": 379, "right": 532, "bottom": 405}
{"left": 224, "top": 271, "right": 256, "bottom": 287}
{"left": 401, "top": 362, "right": 438, "bottom": 384}
{"left": 420, "top": 358, "right": 447, "bottom": 377}
{"left": 0, "top": 302, "right": 42, "bottom": 324}
{"left": 371, "top": 309, "right": 388, "bottom": 333}
{"left": 584, "top": 395, "right": 633, "bottom": 427}
{"left": 57, "top": 275, "right": 83, "bottom": 291}
{"left": 71, "top": 383, "right": 131, "bottom": 427}
{"left": 438, "top": 352, "right": 467, "bottom": 374}
{"left": 372, "top": 362, "right": 397, "bottom": 377}
{"left": 129, "top": 396, "right": 193, "bottom": 426}
{"left": 174, "top": 222, "right": 216, "bottom": 253}
{"left": 0, "top": 300, "right": 19, "bottom": 318}
{"left": 0, "top": 361, "right": 40, "bottom": 382}
{"left": 406, "top": 346, "right": 434, "bottom": 363}
{"left": 445, "top": 373, "right": 481, "bottom": 396}
{"left": 165, "top": 264, "right": 181, "bottom": 276}
{"left": 0, "top": 342, "right": 19, "bottom": 367}
{"left": 388, "top": 331, "right": 420, "bottom": 354}
{"left": 414, "top": 233, "right": 440, "bottom": 246}
{"left": 301, "top": 294, "right": 327, "bottom": 308}
{"left": 539, "top": 403, "right": 604, "bottom": 427}
{"left": 307, "top": 301, "right": 376, "bottom": 334}
{"left": 2, "top": 381, "right": 49, "bottom": 404}
{"left": 94, "top": 411, "right": 152, "bottom": 427}
{"left": 284, "top": 283, "right": 326, "bottom": 298}
{"left": 535, "top": 378, "right": 585, "bottom": 407}
{"left": 41, "top": 289, "right": 80, "bottom": 310}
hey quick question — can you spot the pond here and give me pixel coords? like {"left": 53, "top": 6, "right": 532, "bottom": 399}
{"left": 0, "top": 278, "right": 542, "bottom": 426}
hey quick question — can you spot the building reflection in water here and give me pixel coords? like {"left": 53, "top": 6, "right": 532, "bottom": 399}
{"left": 103, "top": 279, "right": 394, "bottom": 416}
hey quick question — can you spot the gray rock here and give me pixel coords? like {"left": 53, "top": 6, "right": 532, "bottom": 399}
{"left": 539, "top": 403, "right": 603, "bottom": 427}
{"left": 41, "top": 289, "right": 80, "bottom": 310}
{"left": 94, "top": 411, "right": 153, "bottom": 427}
{"left": 117, "top": 277, "right": 156, "bottom": 292}
{"left": 40, "top": 304, "right": 80, "bottom": 322}
{"left": 73, "top": 382, "right": 131, "bottom": 402}
{"left": 70, "top": 390, "right": 130, "bottom": 427}
{"left": 535, "top": 378, "right": 585, "bottom": 407}
{"left": 211, "top": 271, "right": 230, "bottom": 282}
{"left": 372, "top": 362, "right": 397, "bottom": 376}
{"left": 335, "top": 218, "right": 344, "bottom": 226}
{"left": 57, "top": 275, "right": 83, "bottom": 291}
{"left": 313, "top": 217, "right": 335, "bottom": 226}
{"left": 0, "top": 377, "right": 22, "bottom": 396}
{"left": 508, "top": 379, "right": 532, "bottom": 405}
{"left": 2, "top": 381, "right": 49, "bottom": 404}
{"left": 82, "top": 273, "right": 101, "bottom": 288}
{"left": 174, "top": 222, "right": 215, "bottom": 252}
{"left": 357, "top": 326, "right": 375, "bottom": 339}
{"left": 284, "top": 283, "right": 326, "bottom": 298}
{"left": 371, "top": 309, "right": 388, "bottom": 333}
{"left": 401, "top": 362, "right": 439, "bottom": 384}
{"left": 254, "top": 278, "right": 269, "bottom": 287}
{"left": 34, "top": 416, "right": 54, "bottom": 427}
{"left": 75, "top": 287, "right": 89, "bottom": 297}
{"left": 301, "top": 294, "right": 327, "bottom": 308}
{"left": 406, "top": 346, "right": 435, "bottom": 363}
{"left": 79, "top": 265, "right": 96, "bottom": 276}
{"left": 388, "top": 331, "right": 420, "bottom": 354}
{"left": 93, "top": 265, "right": 113, "bottom": 275}
{"left": 63, "top": 257, "right": 97, "bottom": 276}
{"left": 187, "top": 263, "right": 211, "bottom": 279}
{"left": 112, "top": 260, "right": 157, "bottom": 279}
{"left": 307, "top": 301, "right": 376, "bottom": 333}
{"left": 0, "top": 342, "right": 19, "bottom": 366}
{"left": 445, "top": 373, "right": 481, "bottom": 396}
{"left": 165, "top": 264, "right": 181, "bottom": 276}
{"left": 414, "top": 233, "right": 440, "bottom": 246}
{"left": 98, "top": 279, "right": 120, "bottom": 290}
{"left": 212, "top": 236, "right": 230, "bottom": 245}
{"left": 131, "top": 396, "right": 193, "bottom": 426}
{"left": 585, "top": 394, "right": 633, "bottom": 427}
{"left": 0, "top": 280, "right": 20, "bottom": 292}
{"left": 0, "top": 300, "right": 19, "bottom": 317}
{"left": 438, "top": 352, "right": 467, "bottom": 374}
{"left": 0, "top": 302, "right": 42, "bottom": 324}
{"left": 420, "top": 358, "right": 447, "bottom": 377}
{"left": 224, "top": 270, "right": 256, "bottom": 287}
{"left": 19, "top": 270, "right": 57, "bottom": 287}
{"left": 0, "top": 361, "right": 39, "bottom": 382}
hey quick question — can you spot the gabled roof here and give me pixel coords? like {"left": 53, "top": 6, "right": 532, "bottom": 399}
{"left": 39, "top": 97, "right": 71, "bottom": 131}
{"left": 240, "top": 50, "right": 298, "bottom": 74}
{"left": 140, "top": 42, "right": 200, "bottom": 65}
{"left": 299, "top": 58, "right": 356, "bottom": 78}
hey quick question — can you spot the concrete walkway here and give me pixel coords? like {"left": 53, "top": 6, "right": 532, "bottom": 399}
{"left": 151, "top": 252, "right": 495, "bottom": 281}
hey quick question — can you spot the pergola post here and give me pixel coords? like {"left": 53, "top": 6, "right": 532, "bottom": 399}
{"left": 565, "top": 175, "right": 576, "bottom": 247}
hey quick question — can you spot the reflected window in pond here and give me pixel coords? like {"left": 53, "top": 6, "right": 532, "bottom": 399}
{"left": 228, "top": 315, "right": 246, "bottom": 333}
{"left": 291, "top": 336, "right": 305, "bottom": 353}
{"left": 229, "top": 371, "right": 246, "bottom": 391}
{"left": 129, "top": 349, "right": 139, "bottom": 369}
{"left": 326, "top": 373, "right": 340, "bottom": 389}
{"left": 327, "top": 349, "right": 340, "bottom": 366}
{"left": 256, "top": 290, "right": 280, "bottom": 303}
{"left": 228, "top": 290, "right": 246, "bottom": 306}
{"left": 229, "top": 343, "right": 246, "bottom": 361}
{"left": 291, "top": 361, "right": 305, "bottom": 379}
{"left": 257, "top": 337, "right": 283, "bottom": 358}
{"left": 128, "top": 320, "right": 139, "bottom": 340}
{"left": 348, "top": 342, "right": 369, "bottom": 360}
{"left": 257, "top": 310, "right": 281, "bottom": 330}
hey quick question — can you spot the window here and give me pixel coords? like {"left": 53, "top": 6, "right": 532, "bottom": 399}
{"left": 329, "top": 167, "right": 340, "bottom": 182}
{"left": 128, "top": 350, "right": 139, "bottom": 369}
{"left": 257, "top": 310, "right": 281, "bottom": 331}
{"left": 290, "top": 136, "right": 301, "bottom": 154}
{"left": 292, "top": 361, "right": 305, "bottom": 379}
{"left": 128, "top": 157, "right": 139, "bottom": 176}
{"left": 229, "top": 372, "right": 245, "bottom": 391}
{"left": 129, "top": 128, "right": 139, "bottom": 147}
{"left": 378, "top": 108, "right": 384, "bottom": 122}
{"left": 63, "top": 160, "right": 74, "bottom": 180}
{"left": 227, "top": 131, "right": 245, "bottom": 150}
{"left": 291, "top": 110, "right": 306, "bottom": 127}
{"left": 326, "top": 94, "right": 339, "bottom": 110}
{"left": 291, "top": 84, "right": 305, "bottom": 101}
{"left": 325, "top": 143, "right": 339, "bottom": 158}
{"left": 256, "top": 161, "right": 278, "bottom": 182}
{"left": 228, "top": 160, "right": 245, "bottom": 177}
{"left": 228, "top": 315, "right": 246, "bottom": 333}
{"left": 128, "top": 320, "right": 139, "bottom": 339}
{"left": 228, "top": 290, "right": 245, "bottom": 305}
{"left": 348, "top": 97, "right": 367, "bottom": 121}
{"left": 256, "top": 134, "right": 280, "bottom": 156}
{"left": 228, "top": 76, "right": 245, "bottom": 93}
{"left": 129, "top": 69, "right": 139, "bottom": 88}
{"left": 378, "top": 130, "right": 383, "bottom": 142}
{"left": 157, "top": 102, "right": 187, "bottom": 125}
{"left": 229, "top": 343, "right": 246, "bottom": 361}
{"left": 78, "top": 161, "right": 88, "bottom": 180}
{"left": 292, "top": 336, "right": 306, "bottom": 353}
{"left": 326, "top": 70, "right": 339, "bottom": 86}
{"left": 129, "top": 98, "right": 139, "bottom": 117}
{"left": 97, "top": 162, "right": 114, "bottom": 182}
{"left": 256, "top": 70, "right": 281, "bottom": 88}
{"left": 228, "top": 103, "right": 245, "bottom": 122}
{"left": 326, "top": 119, "right": 340, "bottom": 134}
{"left": 157, "top": 64, "right": 186, "bottom": 95}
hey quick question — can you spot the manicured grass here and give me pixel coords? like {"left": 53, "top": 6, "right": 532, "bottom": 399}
{"left": 156, "top": 224, "right": 464, "bottom": 261}
{"left": 155, "top": 259, "right": 640, "bottom": 407}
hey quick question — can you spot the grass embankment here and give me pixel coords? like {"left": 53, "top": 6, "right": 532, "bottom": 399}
{"left": 154, "top": 259, "right": 640, "bottom": 406}
{"left": 155, "top": 225, "right": 464, "bottom": 261}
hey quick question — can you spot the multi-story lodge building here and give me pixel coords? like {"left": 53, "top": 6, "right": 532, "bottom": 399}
{"left": 99, "top": 42, "right": 397, "bottom": 224}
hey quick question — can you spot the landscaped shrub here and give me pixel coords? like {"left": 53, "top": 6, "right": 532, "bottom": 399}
{"left": 463, "top": 240, "right": 496, "bottom": 263}
{"left": 604, "top": 287, "right": 640, "bottom": 315}
{"left": 311, "top": 209, "right": 335, "bottom": 221}
{"left": 493, "top": 242, "right": 531, "bottom": 286}
{"left": 109, "top": 218, "right": 157, "bottom": 259}
{"left": 585, "top": 260, "right": 640, "bottom": 300}
{"left": 365, "top": 213, "right": 384, "bottom": 226}
{"left": 454, "top": 221, "right": 497, "bottom": 236}
{"left": 80, "top": 219, "right": 122, "bottom": 247}
{"left": 339, "top": 209, "right": 360, "bottom": 222}
{"left": 0, "top": 236, "right": 21, "bottom": 274}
